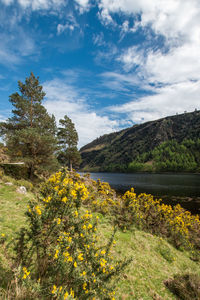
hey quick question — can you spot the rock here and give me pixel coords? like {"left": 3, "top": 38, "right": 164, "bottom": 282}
{"left": 5, "top": 182, "right": 13, "bottom": 186}
{"left": 16, "top": 186, "right": 27, "bottom": 194}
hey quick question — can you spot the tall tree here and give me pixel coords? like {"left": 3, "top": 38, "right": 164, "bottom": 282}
{"left": 0, "top": 72, "right": 58, "bottom": 179}
{"left": 57, "top": 115, "right": 81, "bottom": 171}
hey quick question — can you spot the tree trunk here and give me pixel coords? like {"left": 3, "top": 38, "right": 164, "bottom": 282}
{"left": 28, "top": 164, "right": 34, "bottom": 180}
{"left": 70, "top": 160, "right": 72, "bottom": 172}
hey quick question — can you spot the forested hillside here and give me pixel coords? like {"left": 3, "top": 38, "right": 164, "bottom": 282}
{"left": 80, "top": 110, "right": 200, "bottom": 172}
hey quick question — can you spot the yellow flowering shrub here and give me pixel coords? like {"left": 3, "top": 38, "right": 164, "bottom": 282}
{"left": 63, "top": 173, "right": 199, "bottom": 253}
{"left": 14, "top": 169, "right": 131, "bottom": 299}
{"left": 120, "top": 189, "right": 200, "bottom": 251}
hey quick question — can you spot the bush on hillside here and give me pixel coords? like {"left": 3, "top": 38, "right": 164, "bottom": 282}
{"left": 165, "top": 273, "right": 200, "bottom": 300}
{"left": 11, "top": 169, "right": 131, "bottom": 299}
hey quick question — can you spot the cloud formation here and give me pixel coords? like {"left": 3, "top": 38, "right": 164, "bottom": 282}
{"left": 98, "top": 0, "right": 200, "bottom": 123}
{"left": 1, "top": 0, "right": 64, "bottom": 10}
{"left": 43, "top": 78, "right": 118, "bottom": 148}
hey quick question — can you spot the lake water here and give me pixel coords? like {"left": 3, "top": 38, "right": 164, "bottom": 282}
{"left": 80, "top": 172, "right": 200, "bottom": 215}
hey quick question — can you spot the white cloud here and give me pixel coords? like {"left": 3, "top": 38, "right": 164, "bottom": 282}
{"left": 98, "top": 8, "right": 115, "bottom": 26}
{"left": 93, "top": 32, "right": 106, "bottom": 47}
{"left": 98, "top": 0, "right": 200, "bottom": 124}
{"left": 57, "top": 13, "right": 79, "bottom": 35}
{"left": 0, "top": 48, "right": 21, "bottom": 66}
{"left": 118, "top": 46, "right": 146, "bottom": 71}
{"left": 74, "top": 0, "right": 90, "bottom": 13}
{"left": 43, "top": 78, "right": 118, "bottom": 148}
{"left": 1, "top": 0, "right": 13, "bottom": 4}
{"left": 0, "top": 28, "right": 36, "bottom": 67}
{"left": 20, "top": 0, "right": 64, "bottom": 10}
{"left": 110, "top": 80, "right": 200, "bottom": 123}
{"left": 57, "top": 23, "right": 75, "bottom": 34}
{"left": 1, "top": 0, "right": 65, "bottom": 10}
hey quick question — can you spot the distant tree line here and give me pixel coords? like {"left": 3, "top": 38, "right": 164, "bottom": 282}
{"left": 128, "top": 139, "right": 200, "bottom": 173}
{"left": 0, "top": 72, "right": 81, "bottom": 180}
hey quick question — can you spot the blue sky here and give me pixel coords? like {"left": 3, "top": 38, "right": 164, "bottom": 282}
{"left": 0, "top": 0, "right": 200, "bottom": 147}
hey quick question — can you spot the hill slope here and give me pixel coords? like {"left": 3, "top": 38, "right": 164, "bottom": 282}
{"left": 0, "top": 178, "right": 200, "bottom": 299}
{"left": 80, "top": 110, "right": 200, "bottom": 172}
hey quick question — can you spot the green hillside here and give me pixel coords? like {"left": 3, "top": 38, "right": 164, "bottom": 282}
{"left": 80, "top": 110, "right": 200, "bottom": 172}
{"left": 0, "top": 172, "right": 200, "bottom": 299}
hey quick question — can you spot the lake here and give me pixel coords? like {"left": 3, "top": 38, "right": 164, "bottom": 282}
{"left": 79, "top": 172, "right": 200, "bottom": 215}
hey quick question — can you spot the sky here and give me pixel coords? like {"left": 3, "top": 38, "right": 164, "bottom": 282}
{"left": 0, "top": 0, "right": 200, "bottom": 148}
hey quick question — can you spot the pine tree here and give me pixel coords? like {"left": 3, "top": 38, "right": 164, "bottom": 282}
{"left": 57, "top": 115, "right": 81, "bottom": 171}
{"left": 0, "top": 72, "right": 58, "bottom": 179}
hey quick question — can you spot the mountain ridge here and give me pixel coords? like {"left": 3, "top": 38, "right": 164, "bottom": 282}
{"left": 80, "top": 110, "right": 200, "bottom": 172}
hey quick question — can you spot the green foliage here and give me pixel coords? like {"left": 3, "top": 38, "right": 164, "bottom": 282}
{"left": 0, "top": 167, "right": 4, "bottom": 179}
{"left": 57, "top": 115, "right": 81, "bottom": 171}
{"left": 1, "top": 164, "right": 29, "bottom": 179}
{"left": 127, "top": 161, "right": 144, "bottom": 172}
{"left": 128, "top": 139, "right": 200, "bottom": 173}
{"left": 152, "top": 139, "right": 200, "bottom": 172}
{"left": 0, "top": 73, "right": 58, "bottom": 179}
{"left": 12, "top": 169, "right": 131, "bottom": 299}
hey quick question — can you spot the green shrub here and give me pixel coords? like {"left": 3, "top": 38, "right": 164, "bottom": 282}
{"left": 0, "top": 167, "right": 4, "bottom": 179}
{"left": 12, "top": 169, "right": 131, "bottom": 299}
{"left": 1, "top": 164, "right": 29, "bottom": 179}
{"left": 165, "top": 273, "right": 200, "bottom": 300}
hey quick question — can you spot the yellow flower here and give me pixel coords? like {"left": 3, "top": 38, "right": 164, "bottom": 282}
{"left": 35, "top": 205, "right": 42, "bottom": 215}
{"left": 88, "top": 223, "right": 93, "bottom": 230}
{"left": 64, "top": 291, "right": 69, "bottom": 299}
{"left": 62, "top": 196, "right": 68, "bottom": 203}
{"left": 70, "top": 288, "right": 75, "bottom": 297}
{"left": 57, "top": 218, "right": 61, "bottom": 225}
{"left": 51, "top": 285, "right": 57, "bottom": 294}
{"left": 22, "top": 267, "right": 30, "bottom": 280}
{"left": 78, "top": 253, "right": 84, "bottom": 261}
{"left": 81, "top": 271, "right": 86, "bottom": 276}
{"left": 74, "top": 261, "right": 77, "bottom": 268}
{"left": 54, "top": 249, "right": 59, "bottom": 259}
{"left": 67, "top": 256, "right": 73, "bottom": 262}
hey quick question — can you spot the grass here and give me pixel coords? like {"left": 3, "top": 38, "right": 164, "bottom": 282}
{"left": 0, "top": 181, "right": 33, "bottom": 239}
{"left": 0, "top": 180, "right": 199, "bottom": 299}
{"left": 95, "top": 215, "right": 200, "bottom": 299}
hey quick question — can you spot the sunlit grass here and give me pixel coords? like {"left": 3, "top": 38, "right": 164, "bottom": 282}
{"left": 0, "top": 181, "right": 199, "bottom": 299}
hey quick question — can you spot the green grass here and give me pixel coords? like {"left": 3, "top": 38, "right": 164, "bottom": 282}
{"left": 0, "top": 181, "right": 199, "bottom": 299}
{"left": 0, "top": 182, "right": 33, "bottom": 239}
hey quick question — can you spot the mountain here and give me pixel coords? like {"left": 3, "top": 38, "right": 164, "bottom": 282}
{"left": 80, "top": 110, "right": 200, "bottom": 172}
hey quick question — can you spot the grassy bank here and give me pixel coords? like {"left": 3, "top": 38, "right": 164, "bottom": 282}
{"left": 0, "top": 177, "right": 199, "bottom": 299}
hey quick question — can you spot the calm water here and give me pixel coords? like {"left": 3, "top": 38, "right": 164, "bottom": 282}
{"left": 80, "top": 172, "right": 200, "bottom": 214}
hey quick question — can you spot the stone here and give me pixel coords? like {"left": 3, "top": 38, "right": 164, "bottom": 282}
{"left": 16, "top": 186, "right": 27, "bottom": 194}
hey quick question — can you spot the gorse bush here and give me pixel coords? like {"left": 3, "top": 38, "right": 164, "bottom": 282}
{"left": 13, "top": 169, "right": 131, "bottom": 299}
{"left": 80, "top": 176, "right": 200, "bottom": 252}
{"left": 113, "top": 188, "right": 200, "bottom": 251}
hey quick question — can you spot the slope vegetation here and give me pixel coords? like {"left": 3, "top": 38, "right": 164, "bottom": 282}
{"left": 80, "top": 110, "right": 200, "bottom": 172}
